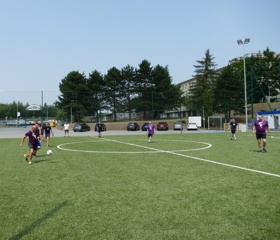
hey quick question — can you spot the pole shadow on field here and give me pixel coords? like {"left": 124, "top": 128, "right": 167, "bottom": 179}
{"left": 10, "top": 200, "right": 69, "bottom": 240}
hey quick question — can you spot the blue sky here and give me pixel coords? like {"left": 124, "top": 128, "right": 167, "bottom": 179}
{"left": 1, "top": 0, "right": 279, "bottom": 105}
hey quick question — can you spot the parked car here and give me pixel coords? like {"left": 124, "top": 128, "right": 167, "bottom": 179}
{"left": 173, "top": 122, "right": 183, "bottom": 130}
{"left": 157, "top": 122, "right": 169, "bottom": 131}
{"left": 141, "top": 123, "right": 149, "bottom": 131}
{"left": 94, "top": 123, "right": 106, "bottom": 132}
{"left": 187, "top": 122, "right": 198, "bottom": 131}
{"left": 73, "top": 123, "right": 91, "bottom": 132}
{"left": 127, "top": 122, "right": 140, "bottom": 131}
{"left": 6, "top": 121, "right": 17, "bottom": 126}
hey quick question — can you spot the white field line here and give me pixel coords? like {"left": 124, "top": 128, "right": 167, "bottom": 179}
{"left": 57, "top": 139, "right": 211, "bottom": 153}
{"left": 103, "top": 138, "right": 280, "bottom": 179}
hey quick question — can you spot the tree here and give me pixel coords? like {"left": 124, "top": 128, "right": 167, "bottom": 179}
{"left": 121, "top": 65, "right": 137, "bottom": 120}
{"left": 190, "top": 49, "right": 217, "bottom": 122}
{"left": 55, "top": 71, "right": 88, "bottom": 122}
{"left": 103, "top": 67, "right": 123, "bottom": 121}
{"left": 214, "top": 64, "right": 244, "bottom": 118}
{"left": 88, "top": 70, "right": 105, "bottom": 120}
{"left": 152, "top": 64, "right": 182, "bottom": 119}
{"left": 250, "top": 48, "right": 280, "bottom": 103}
{"left": 134, "top": 60, "right": 154, "bottom": 119}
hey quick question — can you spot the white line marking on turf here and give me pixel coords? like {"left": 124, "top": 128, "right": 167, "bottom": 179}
{"left": 57, "top": 139, "right": 212, "bottom": 153}
{"left": 103, "top": 138, "right": 280, "bottom": 179}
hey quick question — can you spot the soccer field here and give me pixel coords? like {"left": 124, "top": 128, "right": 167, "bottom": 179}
{"left": 1, "top": 132, "right": 280, "bottom": 239}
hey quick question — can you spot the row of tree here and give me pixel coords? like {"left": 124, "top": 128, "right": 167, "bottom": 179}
{"left": 188, "top": 48, "right": 280, "bottom": 120}
{"left": 1, "top": 48, "right": 279, "bottom": 122}
{"left": 0, "top": 102, "right": 57, "bottom": 120}
{"left": 55, "top": 60, "right": 182, "bottom": 121}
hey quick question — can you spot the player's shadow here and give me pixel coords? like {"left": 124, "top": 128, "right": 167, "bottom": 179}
{"left": 9, "top": 200, "right": 69, "bottom": 240}
{"left": 250, "top": 149, "right": 263, "bottom": 153}
{"left": 33, "top": 155, "right": 53, "bottom": 164}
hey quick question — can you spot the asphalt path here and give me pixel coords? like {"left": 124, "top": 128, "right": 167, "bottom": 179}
{"left": 0, "top": 126, "right": 184, "bottom": 139}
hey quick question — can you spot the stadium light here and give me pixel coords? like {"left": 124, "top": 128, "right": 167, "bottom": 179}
{"left": 237, "top": 38, "right": 250, "bottom": 132}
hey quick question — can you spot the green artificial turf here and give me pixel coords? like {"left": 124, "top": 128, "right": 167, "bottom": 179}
{"left": 1, "top": 132, "right": 280, "bottom": 239}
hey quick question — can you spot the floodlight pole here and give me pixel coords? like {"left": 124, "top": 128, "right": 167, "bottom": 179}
{"left": 151, "top": 92, "right": 154, "bottom": 120}
{"left": 180, "top": 96, "right": 182, "bottom": 134}
{"left": 16, "top": 102, "right": 19, "bottom": 126}
{"left": 237, "top": 38, "right": 250, "bottom": 132}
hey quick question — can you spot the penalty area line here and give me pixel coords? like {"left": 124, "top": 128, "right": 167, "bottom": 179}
{"left": 104, "top": 138, "right": 280, "bottom": 179}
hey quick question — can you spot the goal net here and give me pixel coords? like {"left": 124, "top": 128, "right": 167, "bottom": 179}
{"left": 208, "top": 116, "right": 223, "bottom": 130}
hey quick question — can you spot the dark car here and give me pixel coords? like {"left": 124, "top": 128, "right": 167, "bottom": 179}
{"left": 94, "top": 123, "right": 106, "bottom": 132}
{"left": 141, "top": 123, "right": 149, "bottom": 131}
{"left": 127, "top": 122, "right": 140, "bottom": 131}
{"left": 157, "top": 122, "right": 169, "bottom": 131}
{"left": 73, "top": 123, "right": 91, "bottom": 132}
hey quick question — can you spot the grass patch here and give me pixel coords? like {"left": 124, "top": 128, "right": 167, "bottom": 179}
{"left": 1, "top": 132, "right": 280, "bottom": 239}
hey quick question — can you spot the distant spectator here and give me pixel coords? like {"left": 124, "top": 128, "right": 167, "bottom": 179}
{"left": 64, "top": 122, "right": 70, "bottom": 137}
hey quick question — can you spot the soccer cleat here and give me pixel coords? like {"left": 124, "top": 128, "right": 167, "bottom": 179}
{"left": 258, "top": 149, "right": 262, "bottom": 153}
{"left": 263, "top": 149, "right": 267, "bottom": 153}
{"left": 24, "top": 154, "right": 28, "bottom": 161}
{"left": 28, "top": 161, "right": 32, "bottom": 165}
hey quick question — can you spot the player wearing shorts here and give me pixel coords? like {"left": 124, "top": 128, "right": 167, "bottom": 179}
{"left": 147, "top": 121, "right": 155, "bottom": 143}
{"left": 34, "top": 123, "right": 42, "bottom": 157}
{"left": 45, "top": 122, "right": 54, "bottom": 147}
{"left": 20, "top": 125, "right": 40, "bottom": 164}
{"left": 96, "top": 121, "right": 103, "bottom": 138}
{"left": 229, "top": 118, "right": 239, "bottom": 140}
{"left": 64, "top": 122, "right": 70, "bottom": 137}
{"left": 40, "top": 122, "right": 46, "bottom": 142}
{"left": 252, "top": 115, "right": 270, "bottom": 153}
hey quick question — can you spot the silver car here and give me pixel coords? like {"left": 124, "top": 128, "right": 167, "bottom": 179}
{"left": 187, "top": 123, "right": 198, "bottom": 131}
{"left": 173, "top": 122, "right": 183, "bottom": 130}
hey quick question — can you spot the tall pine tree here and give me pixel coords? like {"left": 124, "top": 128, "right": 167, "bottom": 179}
{"left": 190, "top": 49, "right": 217, "bottom": 124}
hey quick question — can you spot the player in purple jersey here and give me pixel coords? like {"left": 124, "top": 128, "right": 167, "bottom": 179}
{"left": 147, "top": 121, "right": 155, "bottom": 143}
{"left": 20, "top": 125, "right": 40, "bottom": 164}
{"left": 252, "top": 115, "right": 270, "bottom": 153}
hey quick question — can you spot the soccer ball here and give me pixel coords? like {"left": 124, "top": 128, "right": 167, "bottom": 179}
{"left": 47, "top": 150, "right": 53, "bottom": 155}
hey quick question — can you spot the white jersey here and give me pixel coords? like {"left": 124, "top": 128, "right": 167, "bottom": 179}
{"left": 64, "top": 123, "right": 70, "bottom": 130}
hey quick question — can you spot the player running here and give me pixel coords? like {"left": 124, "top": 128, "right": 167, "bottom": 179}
{"left": 96, "top": 121, "right": 103, "bottom": 138}
{"left": 147, "top": 121, "right": 155, "bottom": 143}
{"left": 20, "top": 124, "right": 40, "bottom": 164}
{"left": 252, "top": 115, "right": 270, "bottom": 153}
{"left": 45, "top": 122, "right": 54, "bottom": 147}
{"left": 228, "top": 118, "right": 239, "bottom": 140}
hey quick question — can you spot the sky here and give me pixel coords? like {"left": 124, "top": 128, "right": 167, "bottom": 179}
{"left": 0, "top": 0, "right": 280, "bottom": 105}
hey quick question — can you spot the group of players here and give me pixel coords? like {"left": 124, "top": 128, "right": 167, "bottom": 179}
{"left": 20, "top": 122, "right": 54, "bottom": 165}
{"left": 229, "top": 115, "right": 270, "bottom": 153}
{"left": 19, "top": 115, "right": 270, "bottom": 165}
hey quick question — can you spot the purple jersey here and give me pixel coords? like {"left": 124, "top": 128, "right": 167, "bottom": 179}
{"left": 148, "top": 123, "right": 155, "bottom": 135}
{"left": 25, "top": 130, "right": 39, "bottom": 145}
{"left": 254, "top": 120, "right": 269, "bottom": 134}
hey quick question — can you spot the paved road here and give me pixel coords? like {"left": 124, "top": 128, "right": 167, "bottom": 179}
{"left": 0, "top": 126, "right": 183, "bottom": 139}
